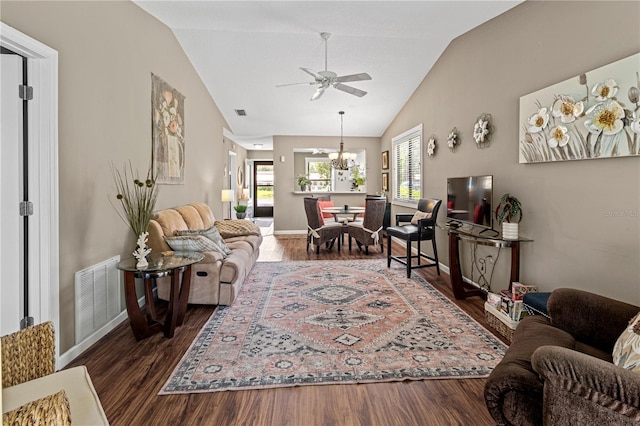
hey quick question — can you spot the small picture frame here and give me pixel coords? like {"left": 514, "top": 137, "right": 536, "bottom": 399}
{"left": 381, "top": 151, "right": 389, "bottom": 170}
{"left": 382, "top": 172, "right": 389, "bottom": 192}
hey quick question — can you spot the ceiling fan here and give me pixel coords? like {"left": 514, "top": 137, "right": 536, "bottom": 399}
{"left": 276, "top": 32, "right": 372, "bottom": 101}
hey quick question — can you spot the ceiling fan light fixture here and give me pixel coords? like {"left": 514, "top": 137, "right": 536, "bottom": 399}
{"left": 330, "top": 111, "right": 356, "bottom": 171}
{"left": 276, "top": 32, "right": 372, "bottom": 101}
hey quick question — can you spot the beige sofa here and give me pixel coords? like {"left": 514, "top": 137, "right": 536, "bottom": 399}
{"left": 147, "top": 203, "right": 262, "bottom": 306}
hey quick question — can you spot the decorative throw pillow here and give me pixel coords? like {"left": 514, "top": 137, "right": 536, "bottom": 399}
{"left": 164, "top": 235, "right": 229, "bottom": 257}
{"left": 176, "top": 226, "right": 232, "bottom": 255}
{"left": 411, "top": 211, "right": 432, "bottom": 225}
{"left": 2, "top": 390, "right": 71, "bottom": 426}
{"left": 317, "top": 200, "right": 335, "bottom": 219}
{"left": 613, "top": 312, "right": 640, "bottom": 373}
{"left": 214, "top": 220, "right": 261, "bottom": 239}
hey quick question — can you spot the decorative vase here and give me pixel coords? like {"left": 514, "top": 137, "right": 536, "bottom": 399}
{"left": 300, "top": 184, "right": 306, "bottom": 192}
{"left": 236, "top": 212, "right": 247, "bottom": 219}
{"left": 502, "top": 223, "right": 519, "bottom": 240}
{"left": 133, "top": 232, "right": 152, "bottom": 269}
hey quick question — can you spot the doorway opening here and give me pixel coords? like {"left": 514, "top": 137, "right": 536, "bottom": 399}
{"left": 253, "top": 161, "right": 273, "bottom": 218}
{"left": 0, "top": 23, "right": 59, "bottom": 355}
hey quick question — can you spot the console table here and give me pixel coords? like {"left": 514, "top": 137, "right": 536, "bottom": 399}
{"left": 442, "top": 224, "right": 532, "bottom": 300}
{"left": 117, "top": 251, "right": 204, "bottom": 340}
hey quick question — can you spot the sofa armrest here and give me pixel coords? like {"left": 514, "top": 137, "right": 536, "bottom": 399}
{"left": 548, "top": 288, "right": 639, "bottom": 353}
{"left": 532, "top": 345, "right": 640, "bottom": 423}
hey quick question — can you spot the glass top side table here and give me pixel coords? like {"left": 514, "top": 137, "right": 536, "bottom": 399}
{"left": 117, "top": 251, "right": 204, "bottom": 340}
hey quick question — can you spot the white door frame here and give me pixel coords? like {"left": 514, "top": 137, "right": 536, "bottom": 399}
{"left": 0, "top": 23, "right": 59, "bottom": 361}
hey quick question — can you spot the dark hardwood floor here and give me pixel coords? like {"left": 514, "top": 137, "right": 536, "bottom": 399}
{"left": 68, "top": 233, "right": 507, "bottom": 425}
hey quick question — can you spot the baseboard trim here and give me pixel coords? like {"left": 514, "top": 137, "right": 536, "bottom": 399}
{"left": 58, "top": 295, "right": 143, "bottom": 368}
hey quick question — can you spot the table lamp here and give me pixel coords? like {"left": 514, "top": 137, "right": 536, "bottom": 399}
{"left": 221, "top": 189, "right": 234, "bottom": 219}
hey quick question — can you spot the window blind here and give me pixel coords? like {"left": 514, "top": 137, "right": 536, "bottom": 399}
{"left": 392, "top": 124, "right": 422, "bottom": 204}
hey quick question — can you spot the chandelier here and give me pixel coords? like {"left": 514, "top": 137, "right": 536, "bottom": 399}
{"left": 328, "top": 111, "right": 356, "bottom": 170}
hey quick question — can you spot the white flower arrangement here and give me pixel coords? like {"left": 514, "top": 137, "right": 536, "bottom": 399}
{"left": 427, "top": 135, "right": 437, "bottom": 158}
{"left": 447, "top": 127, "right": 459, "bottom": 151}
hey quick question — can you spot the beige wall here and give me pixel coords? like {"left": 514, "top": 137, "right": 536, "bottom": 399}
{"left": 1, "top": 1, "right": 229, "bottom": 351}
{"left": 381, "top": 1, "right": 640, "bottom": 303}
{"left": 273, "top": 135, "right": 381, "bottom": 232}
{"left": 247, "top": 150, "right": 273, "bottom": 160}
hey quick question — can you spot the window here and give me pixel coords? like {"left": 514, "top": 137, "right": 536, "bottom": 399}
{"left": 392, "top": 124, "right": 422, "bottom": 205}
{"left": 306, "top": 158, "right": 332, "bottom": 191}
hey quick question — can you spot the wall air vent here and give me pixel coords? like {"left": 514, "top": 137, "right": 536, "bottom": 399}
{"left": 234, "top": 109, "right": 247, "bottom": 116}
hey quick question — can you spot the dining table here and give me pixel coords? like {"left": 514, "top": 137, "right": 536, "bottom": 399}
{"left": 321, "top": 205, "right": 366, "bottom": 222}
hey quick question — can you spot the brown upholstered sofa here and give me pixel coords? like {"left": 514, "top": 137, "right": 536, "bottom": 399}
{"left": 485, "top": 288, "right": 640, "bottom": 425}
{"left": 147, "top": 203, "right": 262, "bottom": 306}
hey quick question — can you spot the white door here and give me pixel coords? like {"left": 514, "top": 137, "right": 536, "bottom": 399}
{"left": 0, "top": 53, "right": 24, "bottom": 335}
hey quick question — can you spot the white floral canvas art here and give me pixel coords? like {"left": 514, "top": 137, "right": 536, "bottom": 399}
{"left": 519, "top": 52, "right": 639, "bottom": 164}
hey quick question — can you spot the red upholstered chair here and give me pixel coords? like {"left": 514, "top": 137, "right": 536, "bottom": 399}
{"left": 317, "top": 200, "right": 335, "bottom": 221}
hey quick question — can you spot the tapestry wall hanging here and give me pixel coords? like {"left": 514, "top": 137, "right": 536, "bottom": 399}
{"left": 152, "top": 73, "right": 185, "bottom": 184}
{"left": 519, "top": 52, "right": 639, "bottom": 164}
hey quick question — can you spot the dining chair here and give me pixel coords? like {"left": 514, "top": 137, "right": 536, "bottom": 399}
{"left": 303, "top": 197, "right": 343, "bottom": 253}
{"left": 347, "top": 198, "right": 386, "bottom": 254}
{"left": 386, "top": 198, "right": 442, "bottom": 278}
{"left": 365, "top": 195, "right": 391, "bottom": 252}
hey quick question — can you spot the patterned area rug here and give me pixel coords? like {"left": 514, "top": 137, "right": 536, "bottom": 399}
{"left": 160, "top": 260, "right": 506, "bottom": 394}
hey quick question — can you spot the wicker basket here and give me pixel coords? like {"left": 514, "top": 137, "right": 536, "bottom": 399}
{"left": 484, "top": 302, "right": 518, "bottom": 342}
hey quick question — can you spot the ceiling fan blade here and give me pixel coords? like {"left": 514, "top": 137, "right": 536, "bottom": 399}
{"left": 310, "top": 86, "right": 326, "bottom": 101}
{"left": 300, "top": 67, "right": 322, "bottom": 80}
{"left": 335, "top": 73, "right": 372, "bottom": 83}
{"left": 334, "top": 83, "right": 367, "bottom": 97}
{"left": 275, "top": 81, "right": 315, "bottom": 87}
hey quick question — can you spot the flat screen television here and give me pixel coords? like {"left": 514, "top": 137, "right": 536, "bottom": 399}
{"left": 446, "top": 175, "right": 493, "bottom": 229}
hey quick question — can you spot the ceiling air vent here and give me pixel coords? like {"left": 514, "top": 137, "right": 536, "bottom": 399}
{"left": 234, "top": 109, "right": 247, "bottom": 117}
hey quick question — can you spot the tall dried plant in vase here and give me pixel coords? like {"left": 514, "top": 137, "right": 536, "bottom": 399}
{"left": 110, "top": 162, "right": 159, "bottom": 247}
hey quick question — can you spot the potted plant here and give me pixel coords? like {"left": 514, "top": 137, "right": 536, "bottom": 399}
{"left": 297, "top": 174, "right": 310, "bottom": 191}
{"left": 234, "top": 204, "right": 248, "bottom": 219}
{"left": 110, "top": 162, "right": 158, "bottom": 267}
{"left": 351, "top": 166, "right": 366, "bottom": 191}
{"left": 495, "top": 193, "right": 523, "bottom": 240}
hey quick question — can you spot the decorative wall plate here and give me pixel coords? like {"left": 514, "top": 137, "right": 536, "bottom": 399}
{"left": 427, "top": 134, "right": 437, "bottom": 158}
{"left": 473, "top": 113, "right": 493, "bottom": 148}
{"left": 447, "top": 127, "right": 459, "bottom": 152}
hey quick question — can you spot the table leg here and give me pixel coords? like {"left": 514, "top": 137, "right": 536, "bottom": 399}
{"left": 143, "top": 277, "right": 158, "bottom": 323}
{"left": 509, "top": 242, "right": 521, "bottom": 292}
{"left": 163, "top": 269, "right": 180, "bottom": 338}
{"left": 176, "top": 265, "right": 193, "bottom": 326}
{"left": 124, "top": 271, "right": 151, "bottom": 340}
{"left": 448, "top": 233, "right": 484, "bottom": 300}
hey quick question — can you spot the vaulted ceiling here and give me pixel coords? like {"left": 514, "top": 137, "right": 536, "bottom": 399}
{"left": 134, "top": 1, "right": 522, "bottom": 150}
